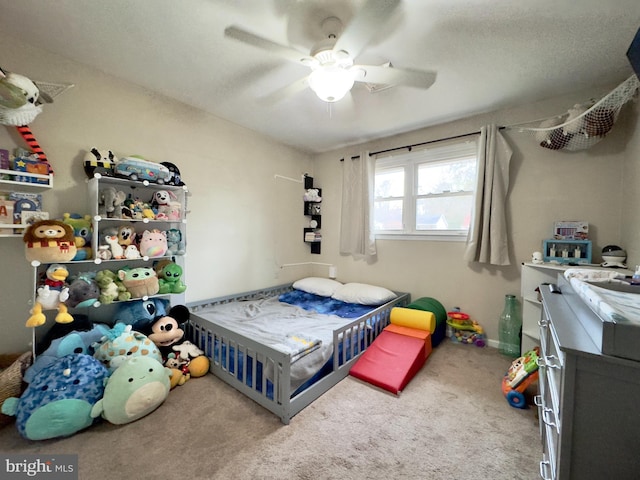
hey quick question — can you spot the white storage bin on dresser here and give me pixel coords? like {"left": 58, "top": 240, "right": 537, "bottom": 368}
{"left": 537, "top": 276, "right": 640, "bottom": 480}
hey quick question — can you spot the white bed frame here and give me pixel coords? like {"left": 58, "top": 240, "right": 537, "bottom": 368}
{"left": 187, "top": 284, "right": 410, "bottom": 424}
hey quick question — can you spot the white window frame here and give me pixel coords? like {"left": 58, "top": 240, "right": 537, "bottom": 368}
{"left": 373, "top": 137, "right": 479, "bottom": 242}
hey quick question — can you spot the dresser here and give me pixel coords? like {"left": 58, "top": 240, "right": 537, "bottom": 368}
{"left": 537, "top": 277, "right": 640, "bottom": 479}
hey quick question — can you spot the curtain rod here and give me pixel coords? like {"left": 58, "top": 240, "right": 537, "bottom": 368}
{"left": 340, "top": 126, "right": 505, "bottom": 160}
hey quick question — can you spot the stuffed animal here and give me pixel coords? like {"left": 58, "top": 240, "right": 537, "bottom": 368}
{"left": 95, "top": 269, "right": 130, "bottom": 304}
{"left": 138, "top": 229, "right": 168, "bottom": 257}
{"left": 0, "top": 70, "right": 43, "bottom": 126}
{"left": 186, "top": 355, "right": 210, "bottom": 378}
{"left": 155, "top": 260, "right": 187, "bottom": 294}
{"left": 24, "top": 323, "right": 110, "bottom": 383}
{"left": 562, "top": 103, "right": 589, "bottom": 136}
{"left": 93, "top": 323, "right": 163, "bottom": 373}
{"left": 536, "top": 116, "right": 571, "bottom": 150}
{"left": 172, "top": 341, "right": 209, "bottom": 379}
{"left": 124, "top": 244, "right": 141, "bottom": 259}
{"left": 104, "top": 234, "right": 124, "bottom": 259}
{"left": 151, "top": 190, "right": 177, "bottom": 209}
{"left": 2, "top": 354, "right": 109, "bottom": 440}
{"left": 122, "top": 197, "right": 155, "bottom": 220}
{"left": 161, "top": 161, "right": 185, "bottom": 186}
{"left": 26, "top": 263, "right": 73, "bottom": 327}
{"left": 165, "top": 228, "right": 185, "bottom": 255}
{"left": 303, "top": 188, "right": 322, "bottom": 202}
{"left": 83, "top": 148, "right": 117, "bottom": 178}
{"left": 118, "top": 267, "right": 159, "bottom": 298}
{"left": 66, "top": 273, "right": 100, "bottom": 308}
{"left": 115, "top": 298, "right": 170, "bottom": 332}
{"left": 117, "top": 225, "right": 136, "bottom": 247}
{"left": 90, "top": 356, "right": 171, "bottom": 425}
{"left": 62, "top": 213, "right": 93, "bottom": 261}
{"left": 146, "top": 305, "right": 188, "bottom": 349}
{"left": 98, "top": 186, "right": 127, "bottom": 218}
{"left": 584, "top": 107, "right": 616, "bottom": 137}
{"left": 23, "top": 219, "right": 77, "bottom": 264}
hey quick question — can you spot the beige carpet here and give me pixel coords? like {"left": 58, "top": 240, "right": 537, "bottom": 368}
{"left": 0, "top": 341, "right": 540, "bottom": 479}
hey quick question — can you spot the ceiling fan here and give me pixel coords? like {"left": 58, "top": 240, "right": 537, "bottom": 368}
{"left": 224, "top": 0, "right": 437, "bottom": 103}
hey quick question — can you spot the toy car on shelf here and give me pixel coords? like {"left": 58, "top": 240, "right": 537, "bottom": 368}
{"left": 114, "top": 157, "right": 171, "bottom": 184}
{"left": 446, "top": 311, "right": 486, "bottom": 347}
{"left": 502, "top": 347, "right": 540, "bottom": 409}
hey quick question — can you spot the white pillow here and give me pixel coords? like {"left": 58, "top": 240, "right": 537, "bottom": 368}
{"left": 292, "top": 277, "right": 343, "bottom": 297}
{"left": 331, "top": 283, "right": 397, "bottom": 305}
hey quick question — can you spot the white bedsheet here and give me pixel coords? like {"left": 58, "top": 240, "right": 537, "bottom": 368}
{"left": 194, "top": 296, "right": 354, "bottom": 391}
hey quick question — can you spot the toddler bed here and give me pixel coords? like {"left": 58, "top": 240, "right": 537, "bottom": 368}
{"left": 187, "top": 279, "right": 410, "bottom": 424}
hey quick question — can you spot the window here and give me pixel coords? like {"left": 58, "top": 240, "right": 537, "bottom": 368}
{"left": 373, "top": 138, "right": 478, "bottom": 240}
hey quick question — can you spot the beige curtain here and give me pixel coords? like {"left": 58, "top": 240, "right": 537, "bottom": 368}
{"left": 339, "top": 151, "right": 377, "bottom": 260}
{"left": 464, "top": 125, "right": 512, "bottom": 265}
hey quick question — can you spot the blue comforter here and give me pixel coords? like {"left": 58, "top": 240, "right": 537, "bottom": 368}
{"left": 278, "top": 289, "right": 375, "bottom": 318}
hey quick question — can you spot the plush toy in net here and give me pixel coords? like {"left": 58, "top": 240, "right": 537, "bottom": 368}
{"left": 510, "top": 74, "right": 639, "bottom": 152}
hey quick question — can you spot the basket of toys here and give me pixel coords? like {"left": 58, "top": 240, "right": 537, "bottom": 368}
{"left": 0, "top": 352, "right": 31, "bottom": 427}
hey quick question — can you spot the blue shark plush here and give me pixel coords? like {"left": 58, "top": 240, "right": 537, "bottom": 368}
{"left": 2, "top": 354, "right": 108, "bottom": 440}
{"left": 24, "top": 323, "right": 110, "bottom": 383}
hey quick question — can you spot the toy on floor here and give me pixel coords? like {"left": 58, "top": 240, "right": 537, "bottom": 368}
{"left": 406, "top": 297, "right": 448, "bottom": 346}
{"left": 1, "top": 354, "right": 109, "bottom": 440}
{"left": 446, "top": 310, "right": 486, "bottom": 347}
{"left": 502, "top": 347, "right": 540, "bottom": 409}
{"left": 90, "top": 355, "right": 171, "bottom": 425}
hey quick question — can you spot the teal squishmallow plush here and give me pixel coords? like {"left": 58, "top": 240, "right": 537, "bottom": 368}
{"left": 1, "top": 354, "right": 108, "bottom": 440}
{"left": 91, "top": 356, "right": 171, "bottom": 425}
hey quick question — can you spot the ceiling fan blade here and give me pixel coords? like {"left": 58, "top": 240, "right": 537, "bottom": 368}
{"left": 333, "top": 0, "right": 401, "bottom": 57}
{"left": 257, "top": 75, "right": 310, "bottom": 106}
{"left": 224, "top": 26, "right": 309, "bottom": 65}
{"left": 354, "top": 65, "right": 437, "bottom": 90}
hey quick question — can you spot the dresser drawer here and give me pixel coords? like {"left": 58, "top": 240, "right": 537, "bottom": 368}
{"left": 538, "top": 316, "right": 564, "bottom": 421}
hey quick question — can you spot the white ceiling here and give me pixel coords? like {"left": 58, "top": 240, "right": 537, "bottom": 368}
{"left": 1, "top": 0, "right": 639, "bottom": 154}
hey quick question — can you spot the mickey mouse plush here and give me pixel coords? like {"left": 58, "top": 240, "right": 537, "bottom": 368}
{"left": 145, "top": 305, "right": 190, "bottom": 357}
{"left": 144, "top": 305, "right": 210, "bottom": 386}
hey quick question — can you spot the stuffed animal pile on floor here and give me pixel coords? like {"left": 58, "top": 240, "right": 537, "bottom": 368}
{"left": 1, "top": 299, "right": 209, "bottom": 441}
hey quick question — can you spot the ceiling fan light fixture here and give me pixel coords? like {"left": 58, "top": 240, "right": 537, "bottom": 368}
{"left": 308, "top": 65, "right": 354, "bottom": 103}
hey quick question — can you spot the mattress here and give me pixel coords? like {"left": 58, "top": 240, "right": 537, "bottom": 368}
{"left": 190, "top": 295, "right": 377, "bottom": 391}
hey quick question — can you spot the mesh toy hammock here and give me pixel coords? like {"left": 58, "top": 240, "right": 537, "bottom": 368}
{"left": 509, "top": 74, "right": 639, "bottom": 152}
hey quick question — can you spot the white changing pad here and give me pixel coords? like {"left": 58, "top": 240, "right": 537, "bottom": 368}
{"left": 566, "top": 271, "right": 640, "bottom": 325}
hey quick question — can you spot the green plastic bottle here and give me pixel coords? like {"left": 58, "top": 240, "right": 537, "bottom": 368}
{"left": 499, "top": 294, "right": 522, "bottom": 358}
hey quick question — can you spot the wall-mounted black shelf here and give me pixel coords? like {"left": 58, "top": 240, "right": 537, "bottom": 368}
{"left": 303, "top": 175, "right": 321, "bottom": 255}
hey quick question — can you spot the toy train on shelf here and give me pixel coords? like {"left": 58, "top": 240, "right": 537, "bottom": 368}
{"left": 83, "top": 148, "right": 184, "bottom": 186}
